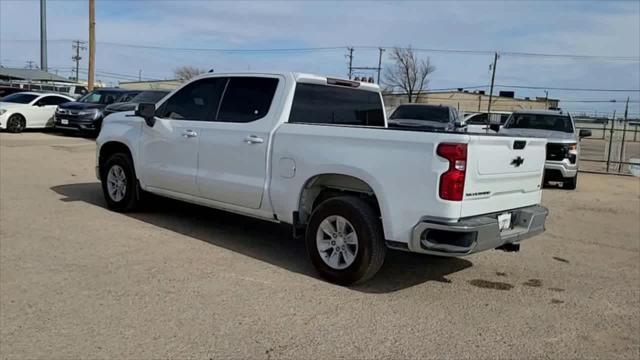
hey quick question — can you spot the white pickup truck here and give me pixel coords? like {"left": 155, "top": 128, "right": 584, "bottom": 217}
{"left": 96, "top": 72, "right": 548, "bottom": 285}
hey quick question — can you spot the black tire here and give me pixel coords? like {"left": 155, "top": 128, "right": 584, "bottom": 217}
{"left": 100, "top": 152, "right": 141, "bottom": 212}
{"left": 6, "top": 114, "right": 26, "bottom": 133}
{"left": 564, "top": 174, "right": 577, "bottom": 190}
{"left": 305, "top": 196, "right": 386, "bottom": 285}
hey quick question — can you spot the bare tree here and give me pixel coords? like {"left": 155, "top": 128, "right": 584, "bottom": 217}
{"left": 173, "top": 66, "right": 206, "bottom": 81}
{"left": 383, "top": 47, "right": 436, "bottom": 103}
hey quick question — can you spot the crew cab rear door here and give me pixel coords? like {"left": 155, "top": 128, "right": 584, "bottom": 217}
{"left": 461, "top": 135, "right": 546, "bottom": 217}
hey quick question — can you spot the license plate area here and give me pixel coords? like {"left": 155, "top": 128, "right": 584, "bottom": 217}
{"left": 498, "top": 212, "right": 512, "bottom": 232}
{"left": 61, "top": 119, "right": 69, "bottom": 125}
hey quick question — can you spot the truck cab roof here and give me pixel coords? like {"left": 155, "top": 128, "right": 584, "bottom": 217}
{"left": 189, "top": 72, "right": 382, "bottom": 93}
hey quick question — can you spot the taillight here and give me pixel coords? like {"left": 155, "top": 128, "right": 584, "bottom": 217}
{"left": 437, "top": 143, "right": 467, "bottom": 201}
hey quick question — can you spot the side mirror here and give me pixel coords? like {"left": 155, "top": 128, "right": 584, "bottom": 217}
{"left": 489, "top": 123, "right": 501, "bottom": 132}
{"left": 135, "top": 103, "right": 156, "bottom": 127}
{"left": 35, "top": 102, "right": 45, "bottom": 107}
{"left": 579, "top": 129, "right": 592, "bottom": 138}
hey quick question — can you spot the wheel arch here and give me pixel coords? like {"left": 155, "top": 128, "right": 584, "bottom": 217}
{"left": 296, "top": 173, "right": 387, "bottom": 234}
{"left": 98, "top": 141, "right": 134, "bottom": 176}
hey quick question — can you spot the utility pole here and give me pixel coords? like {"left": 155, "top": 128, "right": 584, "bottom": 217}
{"left": 72, "top": 40, "right": 86, "bottom": 81}
{"left": 138, "top": 69, "right": 142, "bottom": 81}
{"left": 618, "top": 97, "right": 630, "bottom": 172}
{"left": 544, "top": 90, "right": 549, "bottom": 109}
{"left": 25, "top": 60, "right": 37, "bottom": 69}
{"left": 347, "top": 47, "right": 354, "bottom": 79}
{"left": 487, "top": 52, "right": 498, "bottom": 115}
{"left": 40, "top": 0, "right": 48, "bottom": 71}
{"left": 376, "top": 47, "right": 385, "bottom": 84}
{"left": 88, "top": 0, "right": 96, "bottom": 91}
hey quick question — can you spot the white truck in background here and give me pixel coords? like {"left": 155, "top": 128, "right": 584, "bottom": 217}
{"left": 96, "top": 72, "right": 549, "bottom": 285}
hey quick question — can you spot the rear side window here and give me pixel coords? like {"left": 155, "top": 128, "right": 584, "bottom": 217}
{"left": 288, "top": 83, "right": 384, "bottom": 127}
{"left": 217, "top": 77, "right": 279, "bottom": 123}
{"left": 465, "top": 113, "right": 488, "bottom": 125}
{"left": 38, "top": 96, "right": 70, "bottom": 106}
{"left": 157, "top": 78, "right": 227, "bottom": 121}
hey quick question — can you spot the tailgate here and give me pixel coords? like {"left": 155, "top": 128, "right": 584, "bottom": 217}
{"left": 461, "top": 135, "right": 546, "bottom": 217}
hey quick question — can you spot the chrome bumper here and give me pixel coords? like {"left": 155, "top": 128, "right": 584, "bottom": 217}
{"left": 408, "top": 205, "right": 548, "bottom": 256}
{"left": 545, "top": 160, "right": 577, "bottom": 178}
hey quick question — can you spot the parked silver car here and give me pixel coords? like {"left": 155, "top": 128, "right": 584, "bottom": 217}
{"left": 495, "top": 109, "right": 591, "bottom": 189}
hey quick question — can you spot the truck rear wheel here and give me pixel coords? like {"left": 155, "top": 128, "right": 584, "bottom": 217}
{"left": 305, "top": 196, "right": 386, "bottom": 285}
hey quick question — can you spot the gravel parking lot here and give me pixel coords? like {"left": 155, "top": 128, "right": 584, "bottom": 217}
{"left": 1, "top": 132, "right": 639, "bottom": 359}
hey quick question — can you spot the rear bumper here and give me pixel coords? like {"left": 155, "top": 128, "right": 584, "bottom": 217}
{"left": 405, "top": 205, "right": 548, "bottom": 256}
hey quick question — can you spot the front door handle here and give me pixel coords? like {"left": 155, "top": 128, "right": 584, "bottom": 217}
{"left": 182, "top": 129, "right": 198, "bottom": 138}
{"left": 244, "top": 135, "right": 264, "bottom": 144}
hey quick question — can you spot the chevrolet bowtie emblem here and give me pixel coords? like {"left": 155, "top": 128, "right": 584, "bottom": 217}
{"left": 511, "top": 156, "right": 525, "bottom": 167}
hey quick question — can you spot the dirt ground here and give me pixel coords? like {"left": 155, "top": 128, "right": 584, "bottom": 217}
{"left": 1, "top": 132, "right": 639, "bottom": 359}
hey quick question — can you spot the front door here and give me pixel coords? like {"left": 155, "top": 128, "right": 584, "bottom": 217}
{"left": 196, "top": 76, "right": 282, "bottom": 209}
{"left": 32, "top": 96, "right": 69, "bottom": 127}
{"left": 138, "top": 77, "right": 227, "bottom": 196}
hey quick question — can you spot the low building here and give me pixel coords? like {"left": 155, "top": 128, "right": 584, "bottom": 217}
{"left": 384, "top": 90, "right": 559, "bottom": 114}
{"left": 118, "top": 79, "right": 183, "bottom": 90}
{"left": 0, "top": 67, "right": 72, "bottom": 83}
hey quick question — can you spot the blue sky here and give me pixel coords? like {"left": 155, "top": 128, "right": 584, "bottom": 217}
{"left": 1, "top": 0, "right": 639, "bottom": 115}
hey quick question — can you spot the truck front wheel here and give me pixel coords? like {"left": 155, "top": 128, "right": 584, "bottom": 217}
{"left": 564, "top": 174, "right": 577, "bottom": 190}
{"left": 100, "top": 152, "right": 141, "bottom": 212}
{"left": 305, "top": 196, "right": 386, "bottom": 285}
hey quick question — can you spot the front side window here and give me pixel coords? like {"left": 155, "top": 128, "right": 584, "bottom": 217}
{"left": 289, "top": 83, "right": 384, "bottom": 126}
{"left": 217, "top": 77, "right": 279, "bottom": 123}
{"left": 1, "top": 93, "right": 38, "bottom": 104}
{"left": 505, "top": 114, "right": 574, "bottom": 133}
{"left": 157, "top": 78, "right": 227, "bottom": 121}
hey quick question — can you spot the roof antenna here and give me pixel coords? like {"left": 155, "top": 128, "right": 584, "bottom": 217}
{"left": 208, "top": 68, "right": 214, "bottom": 73}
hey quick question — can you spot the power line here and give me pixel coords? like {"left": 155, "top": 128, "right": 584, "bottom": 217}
{"left": 3, "top": 38, "right": 640, "bottom": 61}
{"left": 495, "top": 84, "right": 640, "bottom": 92}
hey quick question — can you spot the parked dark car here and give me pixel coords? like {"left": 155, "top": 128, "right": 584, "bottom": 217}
{"left": 54, "top": 88, "right": 140, "bottom": 134}
{"left": 103, "top": 90, "right": 170, "bottom": 117}
{"left": 387, "top": 104, "right": 464, "bottom": 132}
{"left": 0, "top": 86, "right": 30, "bottom": 99}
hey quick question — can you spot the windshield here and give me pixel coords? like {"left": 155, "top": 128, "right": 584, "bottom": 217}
{"left": 78, "top": 91, "right": 123, "bottom": 105}
{"left": 389, "top": 105, "right": 450, "bottom": 123}
{"left": 130, "top": 91, "right": 169, "bottom": 103}
{"left": 505, "top": 113, "right": 574, "bottom": 133}
{"left": 1, "top": 93, "right": 38, "bottom": 104}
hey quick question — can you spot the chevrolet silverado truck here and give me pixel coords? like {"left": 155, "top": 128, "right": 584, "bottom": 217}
{"left": 96, "top": 72, "right": 549, "bottom": 285}
{"left": 496, "top": 110, "right": 591, "bottom": 189}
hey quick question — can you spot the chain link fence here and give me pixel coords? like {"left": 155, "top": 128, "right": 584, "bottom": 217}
{"left": 576, "top": 117, "right": 640, "bottom": 175}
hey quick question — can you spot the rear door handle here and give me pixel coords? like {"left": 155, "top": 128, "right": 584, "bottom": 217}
{"left": 182, "top": 129, "right": 198, "bottom": 138}
{"left": 244, "top": 135, "right": 264, "bottom": 144}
